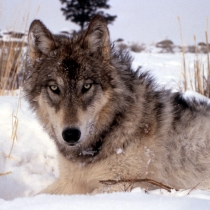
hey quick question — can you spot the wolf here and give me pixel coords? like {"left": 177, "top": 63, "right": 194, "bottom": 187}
{"left": 24, "top": 15, "right": 210, "bottom": 195}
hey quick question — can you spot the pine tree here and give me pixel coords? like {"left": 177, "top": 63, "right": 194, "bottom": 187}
{"left": 59, "top": 0, "right": 117, "bottom": 31}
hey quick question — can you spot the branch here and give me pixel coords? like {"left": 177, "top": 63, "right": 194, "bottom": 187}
{"left": 0, "top": 171, "right": 12, "bottom": 176}
{"left": 100, "top": 178, "right": 177, "bottom": 192}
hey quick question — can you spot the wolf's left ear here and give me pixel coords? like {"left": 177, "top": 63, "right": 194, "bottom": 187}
{"left": 28, "top": 20, "right": 57, "bottom": 63}
{"left": 82, "top": 15, "right": 110, "bottom": 60}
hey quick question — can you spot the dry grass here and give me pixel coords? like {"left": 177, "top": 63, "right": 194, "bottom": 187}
{"left": 0, "top": 171, "right": 12, "bottom": 176}
{"left": 0, "top": 2, "right": 43, "bottom": 177}
{"left": 0, "top": 35, "right": 26, "bottom": 159}
{"left": 193, "top": 36, "right": 205, "bottom": 95}
{"left": 0, "top": 40, "right": 27, "bottom": 95}
{"left": 178, "top": 16, "right": 188, "bottom": 91}
{"left": 179, "top": 17, "right": 210, "bottom": 97}
{"left": 0, "top": 0, "right": 31, "bottom": 96}
{"left": 7, "top": 91, "right": 22, "bottom": 158}
{"left": 0, "top": 1, "right": 31, "bottom": 164}
{"left": 188, "top": 37, "right": 210, "bottom": 97}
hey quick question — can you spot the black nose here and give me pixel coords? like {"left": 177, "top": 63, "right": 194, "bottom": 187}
{"left": 62, "top": 128, "right": 81, "bottom": 144}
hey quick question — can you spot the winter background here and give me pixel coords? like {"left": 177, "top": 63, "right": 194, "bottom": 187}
{"left": 1, "top": 0, "right": 210, "bottom": 209}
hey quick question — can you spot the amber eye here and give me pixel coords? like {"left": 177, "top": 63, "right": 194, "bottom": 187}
{"left": 82, "top": 83, "right": 92, "bottom": 93}
{"left": 49, "top": 85, "right": 60, "bottom": 94}
{"left": 84, "top": 83, "right": 92, "bottom": 89}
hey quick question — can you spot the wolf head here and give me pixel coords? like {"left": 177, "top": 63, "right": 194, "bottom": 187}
{"left": 24, "top": 16, "right": 136, "bottom": 159}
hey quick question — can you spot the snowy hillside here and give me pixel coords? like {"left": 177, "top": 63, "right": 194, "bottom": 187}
{"left": 0, "top": 52, "right": 210, "bottom": 209}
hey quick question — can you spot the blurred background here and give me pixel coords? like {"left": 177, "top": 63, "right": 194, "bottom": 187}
{"left": 0, "top": 0, "right": 210, "bottom": 45}
{"left": 0, "top": 0, "right": 210, "bottom": 93}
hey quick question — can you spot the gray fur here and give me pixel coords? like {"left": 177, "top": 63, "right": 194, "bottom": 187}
{"left": 24, "top": 16, "right": 210, "bottom": 194}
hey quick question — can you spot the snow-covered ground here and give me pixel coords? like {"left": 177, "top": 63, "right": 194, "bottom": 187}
{"left": 0, "top": 52, "right": 210, "bottom": 209}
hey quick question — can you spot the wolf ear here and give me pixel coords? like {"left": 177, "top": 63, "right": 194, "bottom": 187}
{"left": 28, "top": 20, "right": 56, "bottom": 62}
{"left": 83, "top": 15, "right": 110, "bottom": 60}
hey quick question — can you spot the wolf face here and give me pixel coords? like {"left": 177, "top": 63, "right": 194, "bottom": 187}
{"left": 24, "top": 16, "right": 135, "bottom": 159}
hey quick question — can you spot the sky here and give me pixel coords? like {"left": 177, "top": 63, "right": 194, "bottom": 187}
{"left": 0, "top": 0, "right": 210, "bottom": 45}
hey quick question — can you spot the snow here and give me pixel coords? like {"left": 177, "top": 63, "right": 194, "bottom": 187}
{"left": 1, "top": 191, "right": 210, "bottom": 210}
{"left": 0, "top": 52, "right": 210, "bottom": 209}
{"left": 116, "top": 148, "right": 123, "bottom": 154}
{"left": 183, "top": 90, "right": 210, "bottom": 103}
{"left": 0, "top": 95, "right": 58, "bottom": 200}
{"left": 132, "top": 52, "right": 209, "bottom": 91}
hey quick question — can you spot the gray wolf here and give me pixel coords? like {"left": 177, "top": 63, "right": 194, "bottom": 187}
{"left": 24, "top": 15, "right": 210, "bottom": 195}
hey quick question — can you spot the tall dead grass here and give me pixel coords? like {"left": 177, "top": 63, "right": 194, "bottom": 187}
{"left": 179, "top": 17, "right": 210, "bottom": 97}
{"left": 0, "top": 39, "right": 27, "bottom": 95}
{"left": 0, "top": 1, "right": 32, "bottom": 162}
{"left": 0, "top": 0, "right": 30, "bottom": 96}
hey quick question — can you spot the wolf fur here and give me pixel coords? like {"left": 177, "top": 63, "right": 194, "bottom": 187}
{"left": 24, "top": 15, "right": 210, "bottom": 194}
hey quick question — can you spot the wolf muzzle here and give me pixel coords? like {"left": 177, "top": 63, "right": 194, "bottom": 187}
{"left": 62, "top": 128, "right": 81, "bottom": 145}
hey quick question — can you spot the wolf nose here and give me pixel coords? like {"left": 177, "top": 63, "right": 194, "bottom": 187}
{"left": 62, "top": 128, "right": 81, "bottom": 144}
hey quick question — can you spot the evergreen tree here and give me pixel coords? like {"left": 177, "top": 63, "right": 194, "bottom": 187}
{"left": 59, "top": 0, "right": 117, "bottom": 31}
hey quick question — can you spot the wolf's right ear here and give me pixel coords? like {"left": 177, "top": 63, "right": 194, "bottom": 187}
{"left": 28, "top": 20, "right": 56, "bottom": 63}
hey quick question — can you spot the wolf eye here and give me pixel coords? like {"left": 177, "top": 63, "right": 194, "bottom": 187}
{"left": 82, "top": 83, "right": 92, "bottom": 93}
{"left": 49, "top": 85, "right": 60, "bottom": 94}
{"left": 84, "top": 83, "right": 92, "bottom": 89}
